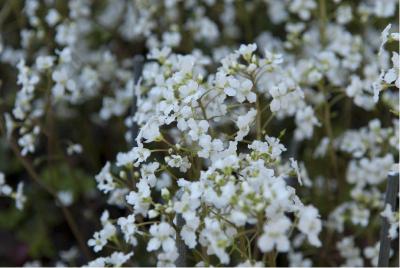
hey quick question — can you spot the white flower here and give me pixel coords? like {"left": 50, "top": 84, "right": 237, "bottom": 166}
{"left": 383, "top": 52, "right": 399, "bottom": 88}
{"left": 379, "top": 24, "right": 392, "bottom": 55}
{"left": 14, "top": 182, "right": 26, "bottom": 210}
{"left": 294, "top": 106, "right": 319, "bottom": 140}
{"left": 346, "top": 155, "right": 394, "bottom": 187}
{"left": 148, "top": 47, "right": 171, "bottom": 61}
{"left": 179, "top": 80, "right": 203, "bottom": 103}
{"left": 4, "top": 113, "right": 15, "bottom": 139}
{"left": 52, "top": 68, "right": 77, "bottom": 97}
{"left": 165, "top": 155, "right": 191, "bottom": 172}
{"left": 313, "top": 137, "right": 329, "bottom": 158}
{"left": 224, "top": 77, "right": 238, "bottom": 96}
{"left": 18, "top": 134, "right": 34, "bottom": 156}
{"left": 198, "top": 135, "right": 224, "bottom": 159}
{"left": 87, "top": 232, "right": 106, "bottom": 252}
{"left": 269, "top": 83, "right": 288, "bottom": 112}
{"left": 373, "top": 0, "right": 397, "bottom": 18}
{"left": 60, "top": 247, "right": 78, "bottom": 262}
{"left": 248, "top": 140, "right": 269, "bottom": 154}
{"left": 147, "top": 222, "right": 176, "bottom": 252}
{"left": 177, "top": 55, "right": 196, "bottom": 75}
{"left": 86, "top": 257, "right": 106, "bottom": 267}
{"left": 57, "top": 190, "right": 73, "bottom": 206}
{"left": 238, "top": 43, "right": 257, "bottom": 61}
{"left": 116, "top": 146, "right": 151, "bottom": 167}
{"left": 187, "top": 119, "right": 209, "bottom": 141}
{"left": 138, "top": 117, "right": 161, "bottom": 143}
{"left": 95, "top": 162, "right": 116, "bottom": 193}
{"left": 317, "top": 51, "right": 339, "bottom": 72}
{"left": 263, "top": 49, "right": 283, "bottom": 67}
{"left": 180, "top": 215, "right": 200, "bottom": 248}
{"left": 18, "top": 126, "right": 40, "bottom": 156}
{"left": 288, "top": 251, "right": 312, "bottom": 267}
{"left": 140, "top": 162, "right": 160, "bottom": 187}
{"left": 265, "top": 136, "right": 286, "bottom": 159}
{"left": 126, "top": 179, "right": 151, "bottom": 216}
{"left": 363, "top": 242, "right": 380, "bottom": 267}
{"left": 225, "top": 78, "right": 256, "bottom": 103}
{"left": 0, "top": 172, "right": 12, "bottom": 196}
{"left": 381, "top": 204, "right": 399, "bottom": 239}
{"left": 258, "top": 216, "right": 291, "bottom": 252}
{"left": 55, "top": 22, "right": 77, "bottom": 45}
{"left": 336, "top": 237, "right": 364, "bottom": 267}
{"left": 35, "top": 55, "right": 55, "bottom": 71}
{"left": 236, "top": 109, "right": 257, "bottom": 141}
{"left": 156, "top": 250, "right": 179, "bottom": 267}
{"left": 159, "top": 87, "right": 179, "bottom": 116}
{"left": 66, "top": 143, "right": 82, "bottom": 155}
{"left": 290, "top": 158, "right": 303, "bottom": 185}
{"left": 336, "top": 5, "right": 352, "bottom": 24}
{"left": 289, "top": 0, "right": 317, "bottom": 20}
{"left": 87, "top": 251, "right": 133, "bottom": 267}
{"left": 106, "top": 252, "right": 133, "bottom": 267}
{"left": 174, "top": 190, "right": 201, "bottom": 221}
{"left": 349, "top": 204, "right": 370, "bottom": 227}
{"left": 45, "top": 9, "right": 60, "bottom": 26}
{"left": 87, "top": 221, "right": 116, "bottom": 252}
{"left": 199, "top": 217, "right": 236, "bottom": 264}
{"left": 229, "top": 209, "right": 248, "bottom": 226}
{"left": 345, "top": 75, "right": 375, "bottom": 110}
{"left": 117, "top": 214, "right": 138, "bottom": 245}
{"left": 297, "top": 205, "right": 322, "bottom": 247}
{"left": 57, "top": 47, "right": 72, "bottom": 63}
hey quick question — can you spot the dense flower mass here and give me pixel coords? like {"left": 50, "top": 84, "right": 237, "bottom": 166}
{"left": 0, "top": 0, "right": 398, "bottom": 267}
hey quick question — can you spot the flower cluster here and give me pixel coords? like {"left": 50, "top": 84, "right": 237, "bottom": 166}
{"left": 0, "top": 172, "right": 26, "bottom": 210}
{"left": 85, "top": 45, "right": 323, "bottom": 266}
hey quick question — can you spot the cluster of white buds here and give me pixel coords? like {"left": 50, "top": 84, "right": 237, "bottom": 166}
{"left": 86, "top": 45, "right": 323, "bottom": 266}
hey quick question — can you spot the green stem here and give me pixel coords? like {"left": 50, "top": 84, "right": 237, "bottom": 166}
{"left": 0, "top": 117, "right": 92, "bottom": 260}
{"left": 318, "top": 0, "right": 328, "bottom": 46}
{"left": 256, "top": 94, "right": 262, "bottom": 139}
{"left": 267, "top": 251, "right": 277, "bottom": 267}
{"left": 262, "top": 113, "right": 275, "bottom": 132}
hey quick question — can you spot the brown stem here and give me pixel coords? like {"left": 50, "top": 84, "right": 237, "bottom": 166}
{"left": 267, "top": 251, "right": 277, "bottom": 267}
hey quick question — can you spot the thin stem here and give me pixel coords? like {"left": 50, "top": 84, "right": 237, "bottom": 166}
{"left": 160, "top": 135, "right": 195, "bottom": 154}
{"left": 136, "top": 221, "right": 160, "bottom": 227}
{"left": 262, "top": 113, "right": 275, "bottom": 132}
{"left": 318, "top": 82, "right": 340, "bottom": 208}
{"left": 256, "top": 93, "right": 262, "bottom": 139}
{"left": 0, "top": 118, "right": 92, "bottom": 260}
{"left": 329, "top": 93, "right": 346, "bottom": 108}
{"left": 198, "top": 99, "right": 216, "bottom": 138}
{"left": 318, "top": 0, "right": 328, "bottom": 46}
{"left": 267, "top": 251, "right": 277, "bottom": 267}
{"left": 0, "top": 0, "right": 13, "bottom": 28}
